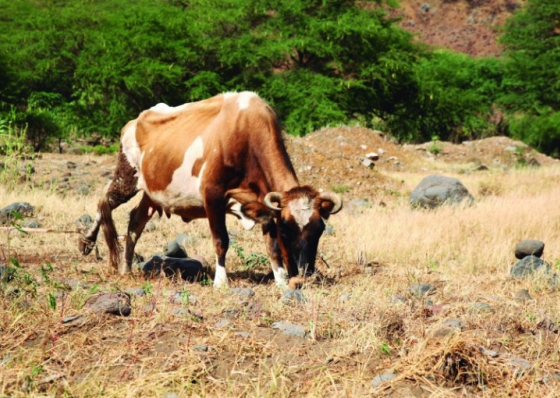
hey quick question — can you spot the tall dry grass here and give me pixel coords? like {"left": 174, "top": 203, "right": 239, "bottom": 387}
{"left": 1, "top": 164, "right": 560, "bottom": 397}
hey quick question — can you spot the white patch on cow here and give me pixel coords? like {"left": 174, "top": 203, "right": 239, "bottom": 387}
{"left": 228, "top": 199, "right": 256, "bottom": 231}
{"left": 149, "top": 102, "right": 189, "bottom": 114}
{"left": 121, "top": 123, "right": 141, "bottom": 170}
{"left": 237, "top": 91, "right": 257, "bottom": 110}
{"left": 94, "top": 212, "right": 101, "bottom": 222}
{"left": 147, "top": 136, "right": 205, "bottom": 209}
{"left": 196, "top": 162, "right": 206, "bottom": 191}
{"left": 273, "top": 266, "right": 288, "bottom": 288}
{"left": 222, "top": 91, "right": 237, "bottom": 99}
{"left": 288, "top": 197, "right": 314, "bottom": 230}
{"left": 214, "top": 260, "right": 228, "bottom": 288}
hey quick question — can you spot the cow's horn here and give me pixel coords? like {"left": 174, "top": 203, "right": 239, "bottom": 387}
{"left": 264, "top": 192, "right": 282, "bottom": 211}
{"left": 320, "top": 192, "right": 343, "bottom": 214}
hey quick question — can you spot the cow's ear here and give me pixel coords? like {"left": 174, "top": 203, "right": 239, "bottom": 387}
{"left": 241, "top": 201, "right": 274, "bottom": 224}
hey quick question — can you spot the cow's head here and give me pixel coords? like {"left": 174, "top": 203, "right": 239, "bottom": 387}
{"left": 261, "top": 186, "right": 342, "bottom": 277}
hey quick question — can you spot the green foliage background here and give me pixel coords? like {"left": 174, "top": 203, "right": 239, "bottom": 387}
{"left": 0, "top": 0, "right": 559, "bottom": 156}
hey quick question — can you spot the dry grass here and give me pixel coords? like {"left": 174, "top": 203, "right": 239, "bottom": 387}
{"left": 1, "top": 163, "right": 560, "bottom": 397}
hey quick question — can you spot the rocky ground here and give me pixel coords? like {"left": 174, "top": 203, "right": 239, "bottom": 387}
{"left": 2, "top": 128, "right": 560, "bottom": 396}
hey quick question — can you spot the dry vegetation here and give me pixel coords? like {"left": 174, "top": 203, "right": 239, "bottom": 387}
{"left": 1, "top": 134, "right": 560, "bottom": 397}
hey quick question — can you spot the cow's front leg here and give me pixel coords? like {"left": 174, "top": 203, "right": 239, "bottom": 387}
{"left": 263, "top": 221, "right": 288, "bottom": 288}
{"left": 204, "top": 190, "right": 229, "bottom": 288}
{"left": 122, "top": 193, "right": 154, "bottom": 275}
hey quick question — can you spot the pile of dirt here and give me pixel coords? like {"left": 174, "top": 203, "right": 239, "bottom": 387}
{"left": 396, "top": 0, "right": 522, "bottom": 57}
{"left": 404, "top": 136, "right": 559, "bottom": 168}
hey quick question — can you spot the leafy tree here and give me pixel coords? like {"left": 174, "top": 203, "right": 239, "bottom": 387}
{"left": 500, "top": 0, "right": 560, "bottom": 154}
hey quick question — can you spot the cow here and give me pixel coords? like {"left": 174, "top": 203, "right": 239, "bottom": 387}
{"left": 78, "top": 91, "right": 342, "bottom": 288}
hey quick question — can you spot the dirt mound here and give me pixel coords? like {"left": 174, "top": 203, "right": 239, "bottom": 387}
{"left": 285, "top": 126, "right": 409, "bottom": 201}
{"left": 404, "top": 136, "right": 559, "bottom": 169}
{"left": 396, "top": 0, "right": 522, "bottom": 57}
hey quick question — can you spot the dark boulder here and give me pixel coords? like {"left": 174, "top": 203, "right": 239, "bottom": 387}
{"left": 410, "top": 175, "right": 474, "bottom": 209}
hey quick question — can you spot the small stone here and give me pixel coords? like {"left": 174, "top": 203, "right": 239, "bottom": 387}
{"left": 231, "top": 287, "right": 255, "bottom": 299}
{"left": 66, "top": 161, "right": 77, "bottom": 169}
{"left": 271, "top": 321, "right": 306, "bottom": 337}
{"left": 165, "top": 239, "right": 188, "bottom": 258}
{"left": 514, "top": 240, "right": 544, "bottom": 259}
{"left": 390, "top": 293, "right": 407, "bottom": 305}
{"left": 223, "top": 308, "right": 240, "bottom": 319}
{"left": 82, "top": 292, "right": 131, "bottom": 316}
{"left": 511, "top": 255, "right": 550, "bottom": 279}
{"left": 469, "top": 302, "right": 494, "bottom": 314}
{"left": 234, "top": 331, "right": 250, "bottom": 339}
{"left": 542, "top": 373, "right": 560, "bottom": 385}
{"left": 371, "top": 372, "right": 398, "bottom": 388}
{"left": 409, "top": 283, "right": 436, "bottom": 298}
{"left": 124, "top": 288, "right": 146, "bottom": 296}
{"left": 514, "top": 289, "right": 532, "bottom": 303}
{"left": 433, "top": 319, "right": 462, "bottom": 336}
{"left": 508, "top": 357, "right": 532, "bottom": 377}
{"left": 480, "top": 346, "right": 499, "bottom": 358}
{"left": 214, "top": 318, "right": 232, "bottom": 329}
{"left": 170, "top": 308, "right": 190, "bottom": 317}
{"left": 75, "top": 214, "right": 93, "bottom": 231}
{"left": 193, "top": 344, "right": 209, "bottom": 352}
{"left": 61, "top": 315, "right": 83, "bottom": 324}
{"left": 338, "top": 292, "right": 352, "bottom": 303}
{"left": 360, "top": 158, "right": 375, "bottom": 169}
{"left": 474, "top": 164, "right": 489, "bottom": 171}
{"left": 281, "top": 289, "right": 306, "bottom": 304}
{"left": 365, "top": 152, "right": 379, "bottom": 161}
{"left": 142, "top": 255, "right": 205, "bottom": 281}
{"left": 21, "top": 220, "right": 41, "bottom": 228}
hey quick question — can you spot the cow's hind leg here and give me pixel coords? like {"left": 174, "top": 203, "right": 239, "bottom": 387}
{"left": 79, "top": 149, "right": 138, "bottom": 271}
{"left": 122, "top": 193, "right": 154, "bottom": 275}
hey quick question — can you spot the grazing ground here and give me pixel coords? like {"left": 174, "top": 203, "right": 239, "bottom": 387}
{"left": 1, "top": 127, "right": 560, "bottom": 397}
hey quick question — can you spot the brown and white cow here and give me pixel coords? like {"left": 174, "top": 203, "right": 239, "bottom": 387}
{"left": 79, "top": 92, "right": 342, "bottom": 288}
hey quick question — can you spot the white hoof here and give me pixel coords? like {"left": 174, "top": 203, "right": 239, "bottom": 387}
{"left": 273, "top": 267, "right": 288, "bottom": 288}
{"left": 213, "top": 266, "right": 229, "bottom": 288}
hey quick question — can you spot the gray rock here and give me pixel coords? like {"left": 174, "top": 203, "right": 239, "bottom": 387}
{"left": 82, "top": 292, "right": 131, "bottom": 316}
{"left": 271, "top": 321, "right": 306, "bottom": 337}
{"left": 480, "top": 346, "right": 499, "bottom": 358}
{"left": 223, "top": 308, "right": 240, "bottom": 319}
{"left": 514, "top": 289, "right": 532, "bottom": 303}
{"left": 390, "top": 293, "right": 407, "bottom": 305}
{"left": 433, "top": 319, "right": 462, "bottom": 336}
{"left": 360, "top": 158, "right": 375, "bottom": 169}
{"left": 234, "top": 331, "right": 250, "bottom": 339}
{"left": 338, "top": 292, "right": 352, "bottom": 303}
{"left": 542, "top": 373, "right": 560, "bottom": 385}
{"left": 165, "top": 239, "right": 188, "bottom": 258}
{"left": 0, "top": 202, "right": 35, "bottom": 224}
{"left": 508, "top": 357, "right": 532, "bottom": 377}
{"left": 371, "top": 372, "right": 398, "bottom": 388}
{"left": 214, "top": 318, "right": 232, "bottom": 329}
{"left": 124, "top": 288, "right": 146, "bottom": 296}
{"left": 281, "top": 289, "right": 306, "bottom": 304}
{"left": 510, "top": 255, "right": 550, "bottom": 279}
{"left": 410, "top": 175, "right": 474, "bottom": 209}
{"left": 56, "top": 277, "right": 88, "bottom": 290}
{"left": 142, "top": 255, "right": 205, "bottom": 281}
{"left": 167, "top": 290, "right": 197, "bottom": 304}
{"left": 515, "top": 240, "right": 544, "bottom": 259}
{"left": 170, "top": 308, "right": 190, "bottom": 317}
{"left": 548, "top": 274, "right": 560, "bottom": 291}
{"left": 21, "top": 220, "right": 41, "bottom": 228}
{"left": 231, "top": 287, "right": 255, "bottom": 299}
{"left": 66, "top": 161, "right": 77, "bottom": 169}
{"left": 0, "top": 265, "right": 15, "bottom": 282}
{"left": 345, "top": 199, "right": 370, "bottom": 215}
{"left": 75, "top": 214, "right": 93, "bottom": 231}
{"left": 409, "top": 283, "right": 436, "bottom": 298}
{"left": 469, "top": 302, "right": 494, "bottom": 314}
{"left": 193, "top": 344, "right": 210, "bottom": 352}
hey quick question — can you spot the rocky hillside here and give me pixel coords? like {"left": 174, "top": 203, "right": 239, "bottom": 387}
{"left": 397, "top": 0, "right": 522, "bottom": 57}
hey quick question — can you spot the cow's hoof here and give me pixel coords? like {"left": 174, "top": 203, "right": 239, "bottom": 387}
{"left": 288, "top": 276, "right": 308, "bottom": 290}
{"left": 79, "top": 236, "right": 95, "bottom": 256}
{"left": 213, "top": 266, "right": 229, "bottom": 288}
